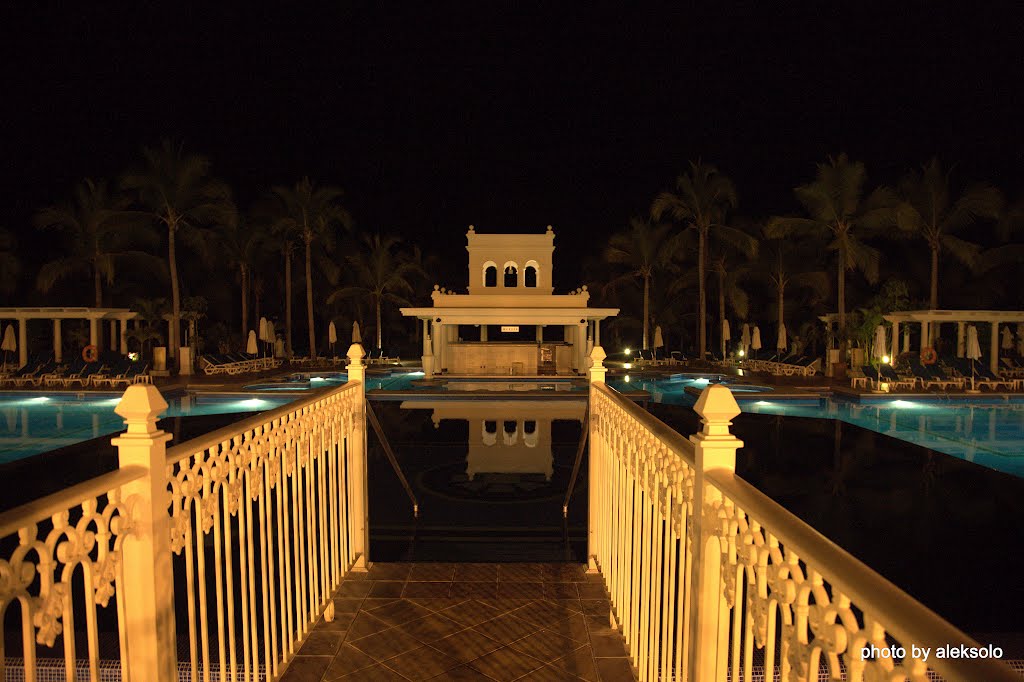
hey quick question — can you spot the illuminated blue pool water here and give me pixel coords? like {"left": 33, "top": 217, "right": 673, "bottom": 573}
{"left": 0, "top": 392, "right": 296, "bottom": 463}
{"left": 618, "top": 376, "right": 1024, "bottom": 478}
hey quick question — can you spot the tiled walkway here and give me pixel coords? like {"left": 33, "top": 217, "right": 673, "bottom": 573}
{"left": 284, "top": 563, "right": 636, "bottom": 681}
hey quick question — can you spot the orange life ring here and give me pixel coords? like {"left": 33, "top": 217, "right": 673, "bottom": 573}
{"left": 82, "top": 345, "right": 99, "bottom": 362}
{"left": 920, "top": 347, "right": 937, "bottom": 365}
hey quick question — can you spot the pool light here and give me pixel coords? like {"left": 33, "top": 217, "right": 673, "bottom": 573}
{"left": 624, "top": 375, "right": 631, "bottom": 382}
{"left": 31, "top": 396, "right": 50, "bottom": 402}
{"left": 237, "top": 398, "right": 268, "bottom": 408}
{"left": 756, "top": 400, "right": 771, "bottom": 405}
{"left": 624, "top": 362, "right": 632, "bottom": 369}
{"left": 310, "top": 377, "right": 326, "bottom": 382}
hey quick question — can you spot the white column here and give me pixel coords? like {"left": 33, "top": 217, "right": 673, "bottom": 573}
{"left": 991, "top": 322, "right": 1000, "bottom": 374}
{"left": 435, "top": 322, "right": 445, "bottom": 373}
{"left": 688, "top": 384, "right": 743, "bottom": 681}
{"left": 586, "top": 345, "right": 607, "bottom": 573}
{"left": 120, "top": 318, "right": 129, "bottom": 355}
{"left": 481, "top": 325, "right": 488, "bottom": 342}
{"left": 109, "top": 319, "right": 118, "bottom": 352}
{"left": 595, "top": 319, "right": 600, "bottom": 345}
{"left": 536, "top": 325, "right": 543, "bottom": 342}
{"left": 421, "top": 319, "right": 433, "bottom": 376}
{"left": 890, "top": 320, "right": 898, "bottom": 360}
{"left": 920, "top": 322, "right": 928, "bottom": 351}
{"left": 577, "top": 322, "right": 587, "bottom": 372}
{"left": 17, "top": 318, "right": 27, "bottom": 367}
{"left": 111, "top": 385, "right": 178, "bottom": 679}
{"left": 957, "top": 322, "right": 965, "bottom": 358}
{"left": 89, "top": 318, "right": 99, "bottom": 349}
{"left": 53, "top": 319, "right": 62, "bottom": 363}
{"left": 345, "top": 343, "right": 370, "bottom": 570}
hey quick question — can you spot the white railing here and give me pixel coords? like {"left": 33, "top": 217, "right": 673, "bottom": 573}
{"left": 0, "top": 343, "right": 370, "bottom": 682}
{"left": 585, "top": 345, "right": 1018, "bottom": 682}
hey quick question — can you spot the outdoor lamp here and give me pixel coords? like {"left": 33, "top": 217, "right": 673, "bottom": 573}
{"left": 624, "top": 347, "right": 630, "bottom": 355}
{"left": 738, "top": 349, "right": 745, "bottom": 357}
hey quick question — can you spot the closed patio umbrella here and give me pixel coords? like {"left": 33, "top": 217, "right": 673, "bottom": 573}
{"left": 351, "top": 321, "right": 361, "bottom": 344}
{"left": 653, "top": 325, "right": 664, "bottom": 349}
{"left": 967, "top": 325, "right": 982, "bottom": 391}
{"left": 722, "top": 319, "right": 731, "bottom": 343}
{"left": 872, "top": 325, "right": 887, "bottom": 360}
{"left": 328, "top": 321, "right": 338, "bottom": 353}
{"left": 1001, "top": 326, "right": 1013, "bottom": 350}
{"left": 740, "top": 323, "right": 750, "bottom": 354}
{"left": 258, "top": 317, "right": 269, "bottom": 356}
{"left": 246, "top": 329, "right": 258, "bottom": 354}
{"left": 1, "top": 324, "right": 14, "bottom": 368}
{"left": 751, "top": 325, "right": 761, "bottom": 350}
{"left": 776, "top": 322, "right": 787, "bottom": 351}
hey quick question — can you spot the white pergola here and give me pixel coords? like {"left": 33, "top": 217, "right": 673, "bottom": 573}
{"left": 881, "top": 310, "right": 1024, "bottom": 374}
{"left": 0, "top": 307, "right": 138, "bottom": 367}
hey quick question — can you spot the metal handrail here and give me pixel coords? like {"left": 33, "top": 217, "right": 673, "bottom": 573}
{"left": 0, "top": 465, "right": 146, "bottom": 537}
{"left": 165, "top": 381, "right": 360, "bottom": 464}
{"left": 365, "top": 399, "right": 419, "bottom": 517}
{"left": 562, "top": 412, "right": 588, "bottom": 517}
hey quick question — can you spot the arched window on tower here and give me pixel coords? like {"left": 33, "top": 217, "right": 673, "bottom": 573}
{"left": 483, "top": 264, "right": 497, "bottom": 287}
{"left": 524, "top": 264, "right": 538, "bottom": 288}
{"left": 504, "top": 264, "right": 518, "bottom": 288}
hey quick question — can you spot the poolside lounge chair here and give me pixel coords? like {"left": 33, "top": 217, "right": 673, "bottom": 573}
{"left": 1000, "top": 357, "right": 1024, "bottom": 379}
{"left": 103, "top": 363, "right": 152, "bottom": 388}
{"left": 43, "top": 359, "right": 85, "bottom": 387}
{"left": 63, "top": 361, "right": 105, "bottom": 387}
{"left": 956, "top": 359, "right": 1018, "bottom": 390}
{"left": 11, "top": 361, "right": 59, "bottom": 387}
{"left": 906, "top": 360, "right": 962, "bottom": 390}
{"left": 91, "top": 359, "right": 133, "bottom": 387}
{"left": 878, "top": 364, "right": 917, "bottom": 391}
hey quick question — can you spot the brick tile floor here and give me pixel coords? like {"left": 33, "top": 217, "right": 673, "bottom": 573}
{"left": 283, "top": 563, "right": 637, "bottom": 681}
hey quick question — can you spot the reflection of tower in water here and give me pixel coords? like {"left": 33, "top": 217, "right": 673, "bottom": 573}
{"left": 407, "top": 399, "right": 586, "bottom": 485}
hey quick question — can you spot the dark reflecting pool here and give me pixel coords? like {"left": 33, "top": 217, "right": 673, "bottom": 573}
{"left": 367, "top": 398, "right": 588, "bottom": 563}
{"left": 648, "top": 403, "right": 1024, "bottom": 636}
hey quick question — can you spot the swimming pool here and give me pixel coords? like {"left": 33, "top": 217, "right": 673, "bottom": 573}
{"left": 0, "top": 392, "right": 296, "bottom": 463}
{"left": 621, "top": 376, "right": 1024, "bottom": 478}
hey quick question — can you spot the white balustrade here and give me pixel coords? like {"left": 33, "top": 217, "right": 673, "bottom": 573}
{"left": 586, "top": 344, "right": 1016, "bottom": 682}
{"left": 0, "top": 343, "right": 369, "bottom": 681}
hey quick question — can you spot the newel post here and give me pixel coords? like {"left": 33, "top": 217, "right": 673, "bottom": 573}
{"left": 347, "top": 342, "right": 370, "bottom": 571}
{"left": 688, "top": 384, "right": 743, "bottom": 682}
{"left": 586, "top": 346, "right": 607, "bottom": 573}
{"left": 111, "top": 385, "right": 177, "bottom": 681}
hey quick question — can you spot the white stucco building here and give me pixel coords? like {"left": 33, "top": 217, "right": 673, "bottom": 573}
{"left": 401, "top": 226, "right": 618, "bottom": 376}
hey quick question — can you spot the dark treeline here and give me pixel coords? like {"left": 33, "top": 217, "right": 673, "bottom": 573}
{"left": 2, "top": 146, "right": 1023, "bottom": 369}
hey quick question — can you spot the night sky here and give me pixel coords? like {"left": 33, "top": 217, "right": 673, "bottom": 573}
{"left": 4, "top": 4, "right": 1023, "bottom": 295}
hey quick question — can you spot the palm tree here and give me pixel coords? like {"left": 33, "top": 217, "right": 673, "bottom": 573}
{"left": 651, "top": 161, "right": 743, "bottom": 358}
{"left": 896, "top": 158, "right": 1002, "bottom": 310}
{"left": 603, "top": 219, "right": 681, "bottom": 349}
{"left": 0, "top": 228, "right": 20, "bottom": 296}
{"left": 128, "top": 297, "right": 168, "bottom": 359}
{"left": 122, "top": 141, "right": 233, "bottom": 370}
{"left": 327, "top": 234, "right": 425, "bottom": 350}
{"left": 271, "top": 178, "right": 351, "bottom": 358}
{"left": 35, "top": 178, "right": 159, "bottom": 308}
{"left": 760, "top": 239, "right": 830, "bottom": 354}
{"left": 707, "top": 222, "right": 759, "bottom": 357}
{"left": 218, "top": 209, "right": 268, "bottom": 339}
{"left": 766, "top": 154, "right": 895, "bottom": 351}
